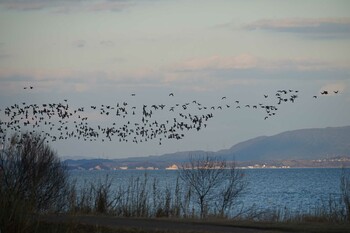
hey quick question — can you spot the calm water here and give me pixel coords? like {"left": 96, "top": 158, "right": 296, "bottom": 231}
{"left": 69, "top": 168, "right": 347, "bottom": 215}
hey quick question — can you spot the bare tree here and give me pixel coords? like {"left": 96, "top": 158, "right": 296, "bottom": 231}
{"left": 179, "top": 154, "right": 246, "bottom": 219}
{"left": 0, "top": 133, "right": 68, "bottom": 232}
{"left": 341, "top": 167, "right": 350, "bottom": 222}
{"left": 215, "top": 161, "right": 247, "bottom": 218}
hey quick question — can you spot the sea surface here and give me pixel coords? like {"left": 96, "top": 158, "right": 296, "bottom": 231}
{"left": 69, "top": 168, "right": 348, "bottom": 216}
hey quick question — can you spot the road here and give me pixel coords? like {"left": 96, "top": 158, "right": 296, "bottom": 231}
{"left": 41, "top": 215, "right": 290, "bottom": 233}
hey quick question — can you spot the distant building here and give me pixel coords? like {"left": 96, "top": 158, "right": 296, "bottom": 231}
{"left": 165, "top": 164, "right": 179, "bottom": 170}
{"left": 89, "top": 165, "right": 102, "bottom": 171}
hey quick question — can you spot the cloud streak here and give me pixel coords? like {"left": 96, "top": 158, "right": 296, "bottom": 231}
{"left": 1, "top": 54, "right": 349, "bottom": 94}
{"left": 0, "top": 53, "right": 10, "bottom": 60}
{"left": 172, "top": 54, "right": 259, "bottom": 71}
{"left": 72, "top": 40, "right": 86, "bottom": 48}
{"left": 243, "top": 18, "right": 350, "bottom": 39}
{"left": 100, "top": 40, "right": 114, "bottom": 47}
{"left": 0, "top": 68, "right": 167, "bottom": 94}
{"left": 0, "top": 0, "right": 76, "bottom": 11}
{"left": 87, "top": 1, "right": 133, "bottom": 12}
{"left": 0, "top": 0, "right": 136, "bottom": 12}
{"left": 171, "top": 54, "right": 345, "bottom": 72}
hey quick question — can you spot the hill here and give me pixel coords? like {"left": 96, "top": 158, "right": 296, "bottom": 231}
{"left": 218, "top": 126, "right": 350, "bottom": 161}
{"left": 65, "top": 126, "right": 350, "bottom": 170}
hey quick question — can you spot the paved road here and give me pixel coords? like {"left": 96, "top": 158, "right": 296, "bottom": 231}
{"left": 41, "top": 215, "right": 288, "bottom": 233}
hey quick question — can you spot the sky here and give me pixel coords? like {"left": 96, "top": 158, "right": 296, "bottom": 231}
{"left": 0, "top": 0, "right": 350, "bottom": 159}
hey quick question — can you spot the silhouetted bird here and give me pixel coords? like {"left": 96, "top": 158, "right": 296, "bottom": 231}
{"left": 0, "top": 87, "right": 339, "bottom": 146}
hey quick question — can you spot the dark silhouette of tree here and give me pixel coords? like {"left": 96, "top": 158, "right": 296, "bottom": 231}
{"left": 341, "top": 168, "right": 350, "bottom": 222}
{"left": 0, "top": 133, "right": 68, "bottom": 233}
{"left": 215, "top": 161, "right": 246, "bottom": 218}
{"left": 179, "top": 154, "right": 246, "bottom": 218}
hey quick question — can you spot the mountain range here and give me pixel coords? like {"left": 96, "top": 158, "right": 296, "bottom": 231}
{"left": 65, "top": 126, "right": 350, "bottom": 170}
{"left": 218, "top": 125, "right": 350, "bottom": 161}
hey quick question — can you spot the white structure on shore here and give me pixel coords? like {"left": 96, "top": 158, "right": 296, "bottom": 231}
{"left": 165, "top": 164, "right": 179, "bottom": 170}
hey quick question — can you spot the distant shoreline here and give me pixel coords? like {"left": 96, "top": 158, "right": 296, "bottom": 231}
{"left": 65, "top": 155, "right": 350, "bottom": 171}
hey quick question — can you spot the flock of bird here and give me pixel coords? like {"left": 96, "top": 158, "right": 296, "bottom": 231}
{"left": 0, "top": 87, "right": 339, "bottom": 145}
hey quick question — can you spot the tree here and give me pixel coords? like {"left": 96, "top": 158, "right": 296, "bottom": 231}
{"left": 341, "top": 167, "right": 350, "bottom": 222}
{"left": 179, "top": 154, "right": 246, "bottom": 218}
{"left": 0, "top": 133, "right": 68, "bottom": 232}
{"left": 215, "top": 161, "right": 246, "bottom": 218}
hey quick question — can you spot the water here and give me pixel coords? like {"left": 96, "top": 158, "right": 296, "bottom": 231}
{"left": 69, "top": 168, "right": 347, "bottom": 216}
{"left": 243, "top": 168, "right": 344, "bottom": 214}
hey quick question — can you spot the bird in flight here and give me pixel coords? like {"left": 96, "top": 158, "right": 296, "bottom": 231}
{"left": 1, "top": 87, "right": 339, "bottom": 146}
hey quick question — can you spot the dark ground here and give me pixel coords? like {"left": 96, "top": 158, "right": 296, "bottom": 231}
{"left": 40, "top": 215, "right": 302, "bottom": 233}
{"left": 40, "top": 214, "right": 350, "bottom": 233}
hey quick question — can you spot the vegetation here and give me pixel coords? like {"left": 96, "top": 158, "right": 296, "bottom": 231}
{"left": 178, "top": 155, "right": 246, "bottom": 218}
{"left": 341, "top": 167, "right": 350, "bottom": 222}
{"left": 66, "top": 155, "right": 247, "bottom": 219}
{"left": 0, "top": 133, "right": 69, "bottom": 233}
{"left": 1, "top": 133, "right": 350, "bottom": 233}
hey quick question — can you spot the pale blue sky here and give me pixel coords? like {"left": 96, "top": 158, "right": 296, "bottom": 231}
{"left": 0, "top": 0, "right": 350, "bottom": 158}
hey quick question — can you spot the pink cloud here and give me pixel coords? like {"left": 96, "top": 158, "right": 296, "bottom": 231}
{"left": 243, "top": 17, "right": 350, "bottom": 39}
{"left": 244, "top": 18, "right": 350, "bottom": 30}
